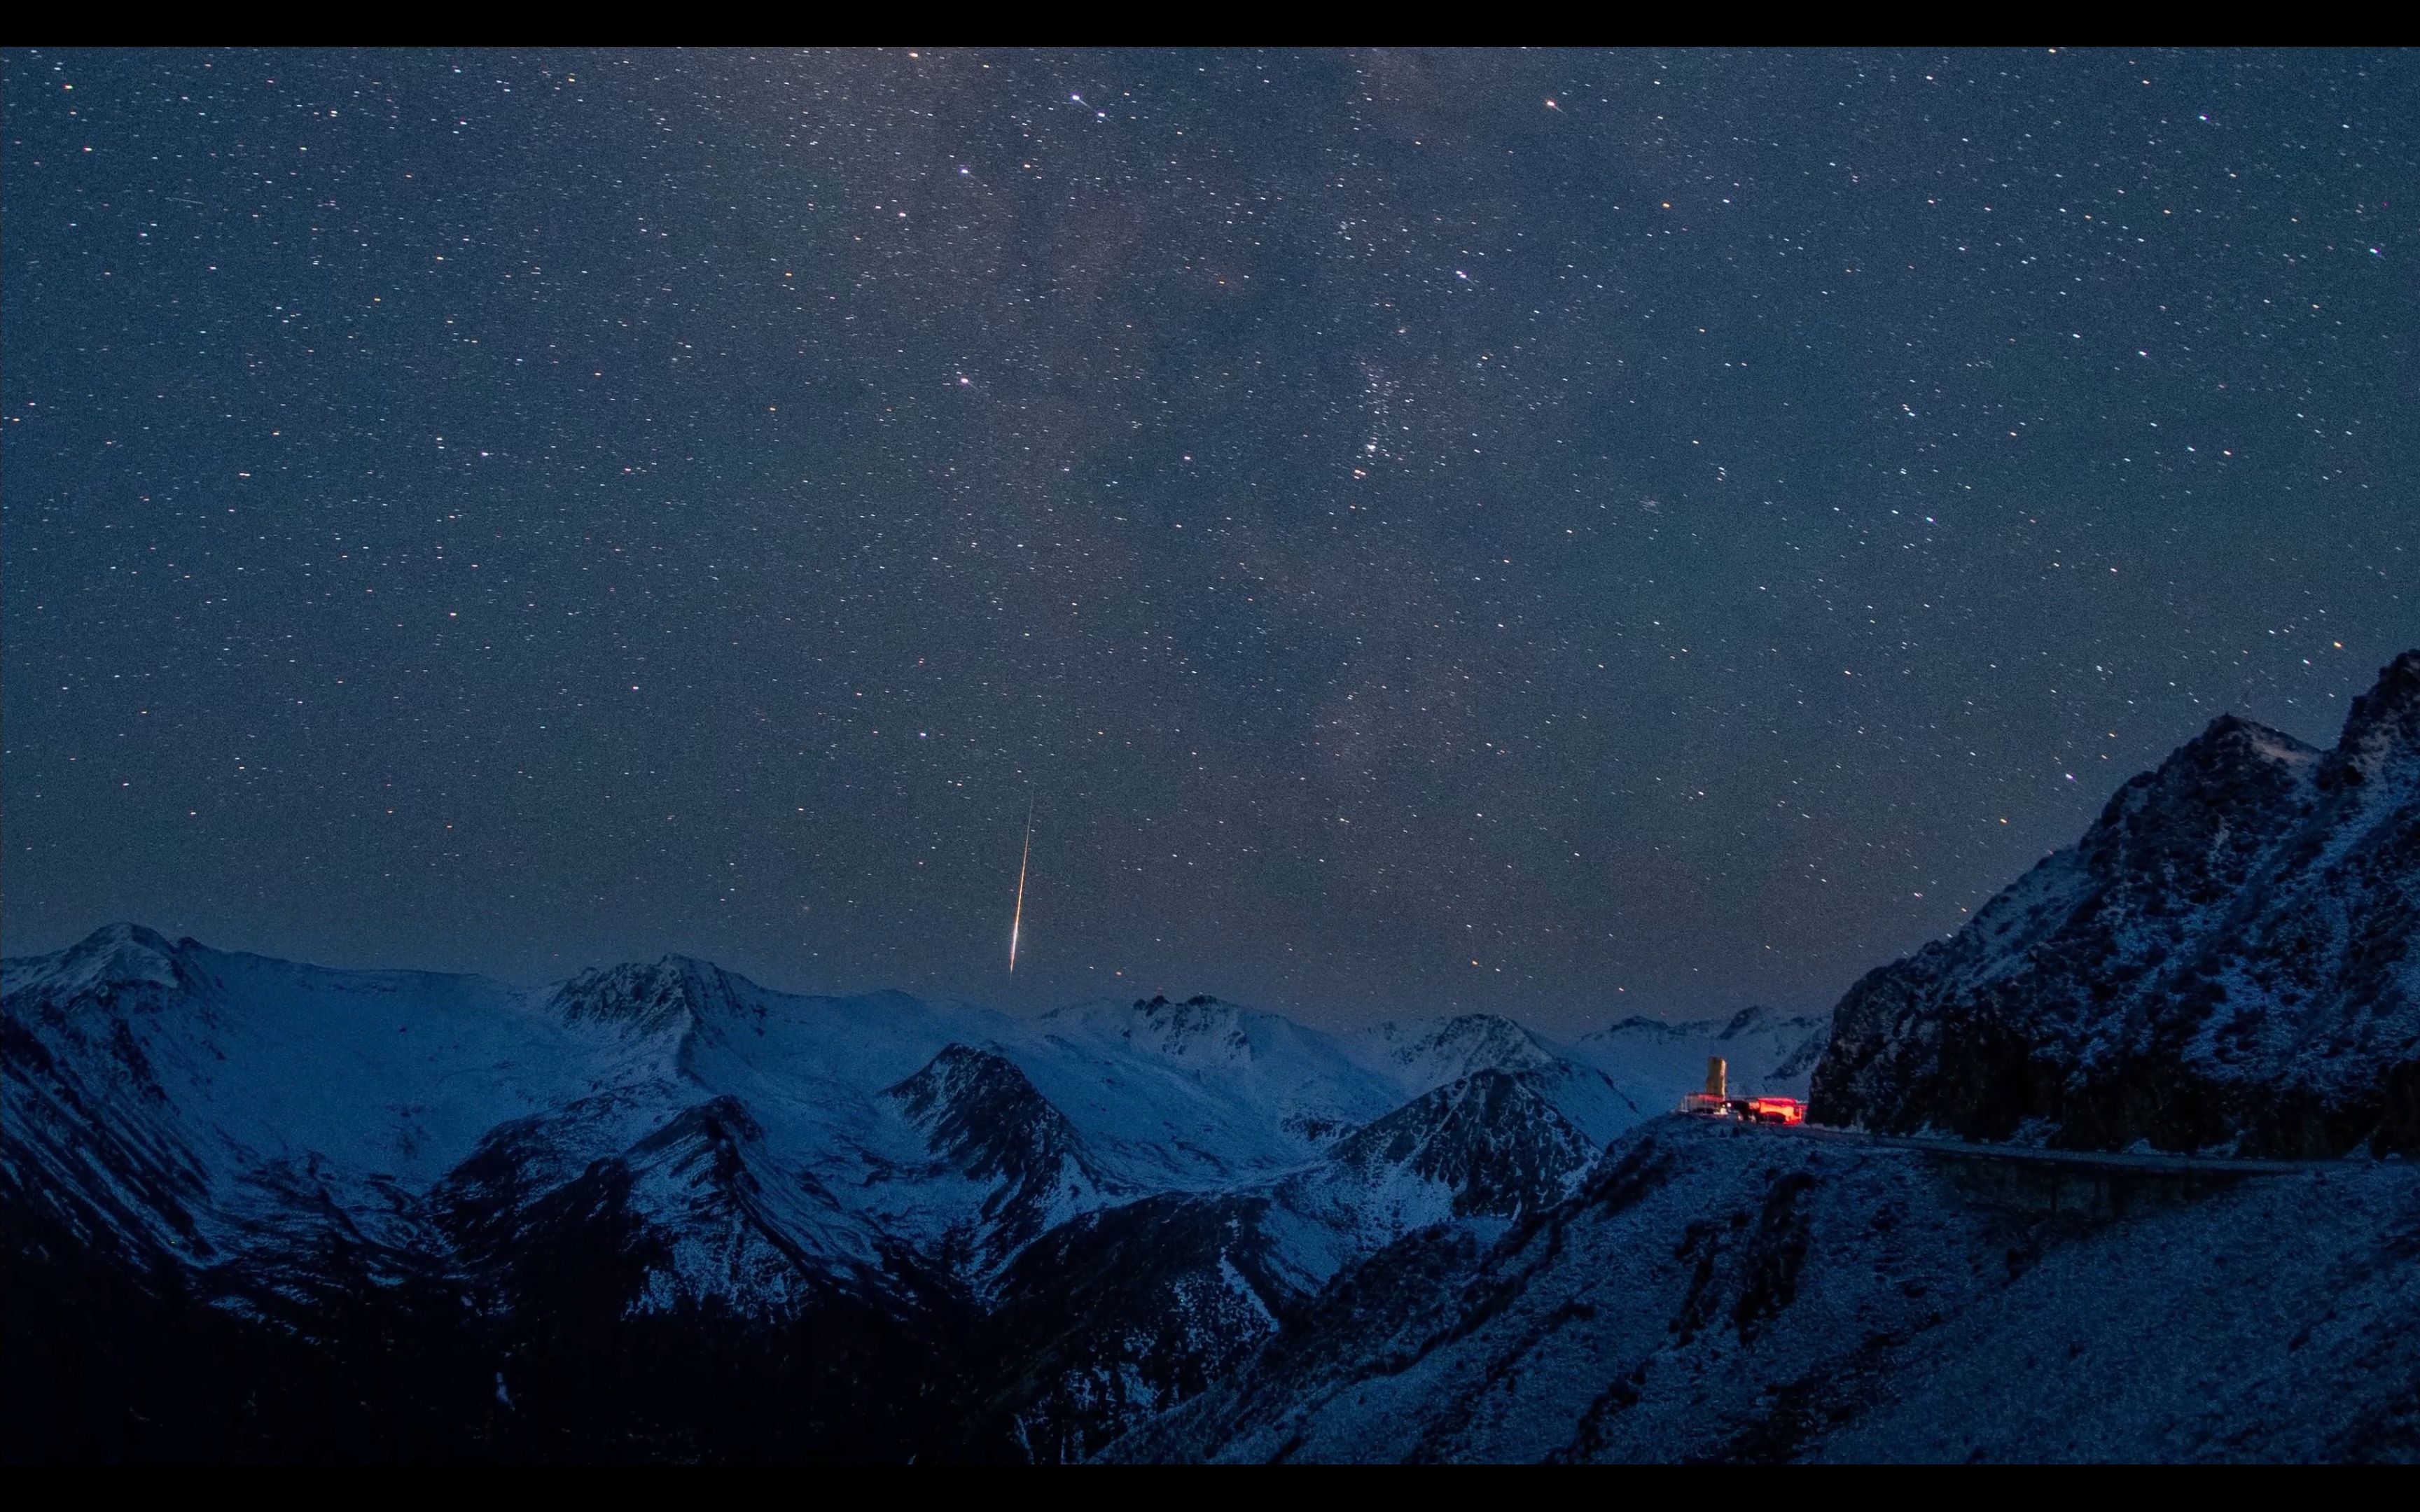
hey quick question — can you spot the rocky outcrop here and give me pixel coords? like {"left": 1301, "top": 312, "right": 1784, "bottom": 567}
{"left": 1294, "top": 1069, "right": 1596, "bottom": 1225}
{"left": 885, "top": 1044, "right": 1117, "bottom": 1268}
{"left": 963, "top": 1192, "right": 1300, "bottom": 1463}
{"left": 1814, "top": 652, "right": 2420, "bottom": 1156}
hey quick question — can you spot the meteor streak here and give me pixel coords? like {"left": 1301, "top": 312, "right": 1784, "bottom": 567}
{"left": 1009, "top": 796, "right": 1034, "bottom": 972}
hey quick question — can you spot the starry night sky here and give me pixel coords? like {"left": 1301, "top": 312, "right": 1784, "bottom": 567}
{"left": 4, "top": 49, "right": 2412, "bottom": 1026}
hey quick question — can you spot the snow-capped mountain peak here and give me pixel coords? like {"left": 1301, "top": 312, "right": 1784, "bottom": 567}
{"left": 1814, "top": 650, "right": 2420, "bottom": 1157}
{"left": 882, "top": 1043, "right": 1119, "bottom": 1270}
{"left": 1052, "top": 993, "right": 1260, "bottom": 1064}
{"left": 1354, "top": 1012, "right": 1559, "bottom": 1088}
{"left": 548, "top": 955, "right": 752, "bottom": 1037}
{"left": 2, "top": 921, "right": 190, "bottom": 1003}
{"left": 887, "top": 1043, "right": 1098, "bottom": 1193}
{"left": 1316, "top": 1067, "right": 1594, "bottom": 1222}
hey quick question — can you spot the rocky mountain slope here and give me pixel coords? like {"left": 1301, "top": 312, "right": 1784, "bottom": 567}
{"left": 1, "top": 932, "right": 1810, "bottom": 1461}
{"left": 1102, "top": 652, "right": 2420, "bottom": 1464}
{"left": 1816, "top": 650, "right": 2419, "bottom": 1156}
{"left": 1108, "top": 1118, "right": 2420, "bottom": 1463}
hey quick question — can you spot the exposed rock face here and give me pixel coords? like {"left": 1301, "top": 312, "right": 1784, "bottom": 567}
{"left": 1300, "top": 1068, "right": 1596, "bottom": 1224}
{"left": 961, "top": 1067, "right": 1610, "bottom": 1462}
{"left": 1814, "top": 652, "right": 2420, "bottom": 1156}
{"left": 885, "top": 1044, "right": 1118, "bottom": 1270}
{"left": 964, "top": 1193, "right": 1299, "bottom": 1464}
{"left": 1104, "top": 993, "right": 1258, "bottom": 1063}
{"left": 1362, "top": 1014, "right": 1559, "bottom": 1082}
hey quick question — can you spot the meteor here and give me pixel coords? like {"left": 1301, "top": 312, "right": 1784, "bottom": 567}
{"left": 1009, "top": 795, "right": 1034, "bottom": 972}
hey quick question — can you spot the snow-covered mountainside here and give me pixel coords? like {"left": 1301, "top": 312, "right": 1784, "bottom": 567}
{"left": 1273, "top": 1070, "right": 1597, "bottom": 1249}
{"left": 880, "top": 1044, "right": 1122, "bottom": 1277}
{"left": 1816, "top": 651, "right": 2420, "bottom": 1156}
{"left": 0, "top": 932, "right": 1780, "bottom": 1460}
{"left": 1107, "top": 1117, "right": 2420, "bottom": 1463}
{"left": 11, "top": 656, "right": 2409, "bottom": 1462}
{"left": 1097, "top": 653, "right": 2420, "bottom": 1465}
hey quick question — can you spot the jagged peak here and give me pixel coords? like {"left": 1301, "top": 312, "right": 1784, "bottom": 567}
{"left": 1326, "top": 1068, "right": 1592, "bottom": 1218}
{"left": 1039, "top": 990, "right": 1262, "bottom": 1063}
{"left": 76, "top": 920, "right": 182, "bottom": 960}
{"left": 1587, "top": 1014, "right": 1699, "bottom": 1040}
{"left": 1432, "top": 1063, "right": 1537, "bottom": 1102}
{"left": 1382, "top": 1012, "right": 1556, "bottom": 1072}
{"left": 1041, "top": 991, "right": 1234, "bottom": 1025}
{"left": 651, "top": 951, "right": 767, "bottom": 998}
{"left": 1128, "top": 990, "right": 1235, "bottom": 1021}
{"left": 2080, "top": 709, "right": 2321, "bottom": 854}
{"left": 4, "top": 922, "right": 188, "bottom": 1000}
{"left": 1717, "top": 1004, "right": 1823, "bottom": 1039}
{"left": 549, "top": 953, "right": 751, "bottom": 1032}
{"left": 83, "top": 920, "right": 170, "bottom": 945}
{"left": 886, "top": 1041, "right": 1043, "bottom": 1115}
{"left": 627, "top": 1093, "right": 765, "bottom": 1160}
{"left": 1337, "top": 1068, "right": 1546, "bottom": 1154}
{"left": 2322, "top": 648, "right": 2420, "bottom": 786}
{"left": 884, "top": 1042, "right": 1094, "bottom": 1193}
{"left": 2183, "top": 711, "right": 2322, "bottom": 769}
{"left": 1433, "top": 1011, "right": 1543, "bottom": 1042}
{"left": 1590, "top": 1009, "right": 1806, "bottom": 1042}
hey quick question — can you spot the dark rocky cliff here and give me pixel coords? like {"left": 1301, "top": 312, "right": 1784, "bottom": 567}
{"left": 1814, "top": 651, "right": 2419, "bottom": 1156}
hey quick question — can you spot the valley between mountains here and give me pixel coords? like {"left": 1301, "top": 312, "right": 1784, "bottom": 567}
{"left": 6, "top": 652, "right": 2416, "bottom": 1462}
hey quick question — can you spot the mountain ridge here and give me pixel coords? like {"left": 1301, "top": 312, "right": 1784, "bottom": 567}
{"left": 4, "top": 921, "right": 1816, "bottom": 1460}
{"left": 11, "top": 652, "right": 2410, "bottom": 1461}
{"left": 1814, "top": 651, "right": 2419, "bottom": 1157}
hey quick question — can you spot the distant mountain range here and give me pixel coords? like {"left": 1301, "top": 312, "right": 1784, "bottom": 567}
{"left": 1, "top": 912, "right": 1817, "bottom": 1460}
{"left": 6, "top": 652, "right": 2412, "bottom": 1462}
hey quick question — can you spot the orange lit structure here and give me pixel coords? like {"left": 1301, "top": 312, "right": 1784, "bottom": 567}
{"left": 1679, "top": 1093, "right": 1808, "bottom": 1124}
{"left": 1678, "top": 1057, "right": 1807, "bottom": 1124}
